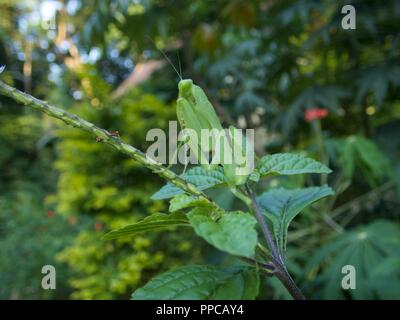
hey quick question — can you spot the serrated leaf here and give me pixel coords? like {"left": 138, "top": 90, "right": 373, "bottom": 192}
{"left": 151, "top": 166, "right": 227, "bottom": 200}
{"left": 257, "top": 186, "right": 334, "bottom": 253}
{"left": 169, "top": 194, "right": 213, "bottom": 212}
{"left": 103, "top": 212, "right": 189, "bottom": 240}
{"left": 187, "top": 208, "right": 257, "bottom": 258}
{"left": 132, "top": 265, "right": 259, "bottom": 300}
{"left": 251, "top": 153, "right": 331, "bottom": 181}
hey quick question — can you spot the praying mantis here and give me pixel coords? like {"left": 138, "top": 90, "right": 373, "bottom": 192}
{"left": 155, "top": 46, "right": 253, "bottom": 185}
{"left": 174, "top": 78, "right": 253, "bottom": 186}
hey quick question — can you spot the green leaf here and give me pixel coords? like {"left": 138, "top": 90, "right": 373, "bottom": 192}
{"left": 306, "top": 220, "right": 400, "bottom": 299}
{"left": 169, "top": 194, "right": 213, "bottom": 212}
{"left": 151, "top": 166, "right": 227, "bottom": 200}
{"left": 337, "top": 136, "right": 391, "bottom": 183}
{"left": 132, "top": 265, "right": 259, "bottom": 300}
{"left": 187, "top": 208, "right": 257, "bottom": 258}
{"left": 103, "top": 212, "right": 189, "bottom": 240}
{"left": 354, "top": 137, "right": 390, "bottom": 179}
{"left": 250, "top": 153, "right": 331, "bottom": 181}
{"left": 257, "top": 186, "right": 334, "bottom": 252}
{"left": 368, "top": 257, "right": 400, "bottom": 299}
{"left": 371, "top": 257, "right": 400, "bottom": 277}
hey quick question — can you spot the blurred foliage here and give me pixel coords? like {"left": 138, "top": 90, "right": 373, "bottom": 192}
{"left": 306, "top": 220, "right": 400, "bottom": 299}
{"left": 0, "top": 0, "right": 400, "bottom": 299}
{"left": 0, "top": 187, "right": 80, "bottom": 299}
{"left": 0, "top": 68, "right": 77, "bottom": 298}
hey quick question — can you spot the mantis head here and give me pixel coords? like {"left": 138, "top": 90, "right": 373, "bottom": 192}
{"left": 178, "top": 79, "right": 193, "bottom": 99}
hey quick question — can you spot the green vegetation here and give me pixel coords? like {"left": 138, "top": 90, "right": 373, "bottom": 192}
{"left": 0, "top": 0, "right": 399, "bottom": 300}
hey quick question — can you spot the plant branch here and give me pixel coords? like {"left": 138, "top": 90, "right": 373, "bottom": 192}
{"left": 240, "top": 257, "right": 274, "bottom": 276}
{"left": 245, "top": 184, "right": 280, "bottom": 262}
{"left": 245, "top": 183, "right": 306, "bottom": 300}
{"left": 0, "top": 80, "right": 217, "bottom": 207}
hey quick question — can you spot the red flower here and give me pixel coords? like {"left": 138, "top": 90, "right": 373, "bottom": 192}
{"left": 94, "top": 221, "right": 103, "bottom": 231}
{"left": 304, "top": 108, "right": 329, "bottom": 122}
{"left": 46, "top": 210, "right": 55, "bottom": 218}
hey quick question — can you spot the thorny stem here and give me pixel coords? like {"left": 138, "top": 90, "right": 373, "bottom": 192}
{"left": 240, "top": 257, "right": 274, "bottom": 277}
{"left": 0, "top": 80, "right": 218, "bottom": 209}
{"left": 245, "top": 183, "right": 306, "bottom": 300}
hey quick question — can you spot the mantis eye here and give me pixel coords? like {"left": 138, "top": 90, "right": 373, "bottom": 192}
{"left": 178, "top": 79, "right": 193, "bottom": 98}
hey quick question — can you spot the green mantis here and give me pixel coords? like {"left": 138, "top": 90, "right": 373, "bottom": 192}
{"left": 150, "top": 44, "right": 252, "bottom": 183}
{"left": 153, "top": 44, "right": 253, "bottom": 184}
{"left": 176, "top": 79, "right": 253, "bottom": 186}
{"left": 176, "top": 79, "right": 222, "bottom": 169}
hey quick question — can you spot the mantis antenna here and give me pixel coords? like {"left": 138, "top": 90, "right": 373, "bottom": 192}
{"left": 177, "top": 52, "right": 182, "bottom": 80}
{"left": 147, "top": 36, "right": 182, "bottom": 80}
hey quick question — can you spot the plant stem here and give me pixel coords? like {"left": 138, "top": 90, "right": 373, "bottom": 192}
{"left": 230, "top": 187, "right": 251, "bottom": 207}
{"left": 0, "top": 80, "right": 217, "bottom": 208}
{"left": 273, "top": 267, "right": 305, "bottom": 300}
{"left": 312, "top": 119, "right": 328, "bottom": 185}
{"left": 245, "top": 183, "right": 306, "bottom": 300}
{"left": 245, "top": 184, "right": 280, "bottom": 262}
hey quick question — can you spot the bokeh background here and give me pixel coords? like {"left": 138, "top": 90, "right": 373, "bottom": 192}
{"left": 0, "top": 0, "right": 399, "bottom": 299}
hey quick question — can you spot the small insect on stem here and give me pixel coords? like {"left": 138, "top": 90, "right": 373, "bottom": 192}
{"left": 108, "top": 130, "right": 120, "bottom": 137}
{"left": 96, "top": 130, "right": 120, "bottom": 142}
